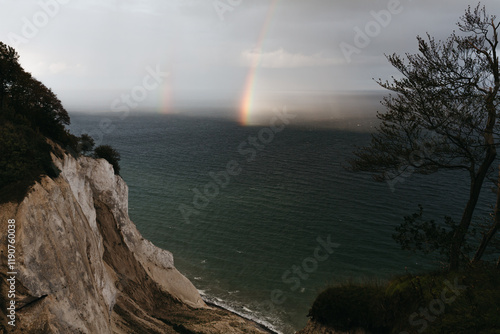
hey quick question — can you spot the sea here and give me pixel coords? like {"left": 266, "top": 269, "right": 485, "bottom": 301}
{"left": 68, "top": 112, "right": 494, "bottom": 334}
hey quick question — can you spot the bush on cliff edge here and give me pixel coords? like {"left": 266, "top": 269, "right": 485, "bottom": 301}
{"left": 308, "top": 265, "right": 500, "bottom": 333}
{"left": 0, "top": 42, "right": 120, "bottom": 202}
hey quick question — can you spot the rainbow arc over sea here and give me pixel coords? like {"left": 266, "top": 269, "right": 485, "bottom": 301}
{"left": 239, "top": 0, "right": 280, "bottom": 126}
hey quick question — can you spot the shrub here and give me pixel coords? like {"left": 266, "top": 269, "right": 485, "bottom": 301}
{"left": 309, "top": 283, "right": 390, "bottom": 332}
{"left": 94, "top": 145, "right": 121, "bottom": 175}
{"left": 307, "top": 266, "right": 500, "bottom": 333}
{"left": 0, "top": 121, "right": 60, "bottom": 202}
{"left": 78, "top": 133, "right": 95, "bottom": 155}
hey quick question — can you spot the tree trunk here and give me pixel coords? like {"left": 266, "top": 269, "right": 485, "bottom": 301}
{"left": 449, "top": 173, "right": 488, "bottom": 270}
{"left": 449, "top": 91, "right": 498, "bottom": 271}
{"left": 472, "top": 165, "right": 500, "bottom": 264}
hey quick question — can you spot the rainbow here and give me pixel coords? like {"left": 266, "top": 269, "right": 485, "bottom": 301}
{"left": 159, "top": 47, "right": 177, "bottom": 115}
{"left": 160, "top": 81, "right": 172, "bottom": 114}
{"left": 239, "top": 0, "right": 279, "bottom": 126}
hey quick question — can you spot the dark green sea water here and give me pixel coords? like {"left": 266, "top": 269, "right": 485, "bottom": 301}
{"left": 69, "top": 112, "right": 492, "bottom": 333}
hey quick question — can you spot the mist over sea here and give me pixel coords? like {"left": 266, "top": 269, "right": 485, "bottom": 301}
{"left": 69, "top": 112, "right": 492, "bottom": 333}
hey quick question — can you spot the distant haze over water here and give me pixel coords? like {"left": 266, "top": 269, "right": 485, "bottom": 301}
{"left": 68, "top": 90, "right": 384, "bottom": 127}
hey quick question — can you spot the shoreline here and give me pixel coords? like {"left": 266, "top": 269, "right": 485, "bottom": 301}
{"left": 202, "top": 298, "right": 283, "bottom": 334}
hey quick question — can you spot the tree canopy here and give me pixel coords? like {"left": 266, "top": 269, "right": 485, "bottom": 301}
{"left": 350, "top": 4, "right": 500, "bottom": 270}
{"left": 0, "top": 42, "right": 119, "bottom": 202}
{"left": 78, "top": 133, "right": 95, "bottom": 155}
{"left": 0, "top": 42, "right": 73, "bottom": 142}
{"left": 94, "top": 145, "right": 121, "bottom": 175}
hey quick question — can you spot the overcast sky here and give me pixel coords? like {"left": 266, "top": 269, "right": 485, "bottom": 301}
{"left": 1, "top": 0, "right": 500, "bottom": 121}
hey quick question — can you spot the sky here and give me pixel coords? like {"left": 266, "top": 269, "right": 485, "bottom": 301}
{"left": 1, "top": 0, "right": 500, "bottom": 124}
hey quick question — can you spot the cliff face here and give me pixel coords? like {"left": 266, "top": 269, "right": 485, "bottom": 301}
{"left": 0, "top": 150, "right": 268, "bottom": 334}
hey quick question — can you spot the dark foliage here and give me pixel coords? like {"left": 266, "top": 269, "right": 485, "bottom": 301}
{"left": 392, "top": 205, "right": 477, "bottom": 265}
{"left": 94, "top": 145, "right": 121, "bottom": 175}
{"left": 0, "top": 42, "right": 78, "bottom": 201}
{"left": 309, "top": 284, "right": 390, "bottom": 333}
{"left": 0, "top": 42, "right": 123, "bottom": 202}
{"left": 78, "top": 133, "right": 95, "bottom": 155}
{"left": 348, "top": 4, "right": 500, "bottom": 270}
{"left": 0, "top": 121, "right": 59, "bottom": 185}
{"left": 308, "top": 266, "right": 500, "bottom": 333}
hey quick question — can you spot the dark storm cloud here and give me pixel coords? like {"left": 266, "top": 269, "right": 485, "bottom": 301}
{"left": 0, "top": 0, "right": 499, "bottom": 115}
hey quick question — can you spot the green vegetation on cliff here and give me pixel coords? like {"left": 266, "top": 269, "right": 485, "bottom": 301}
{"left": 0, "top": 42, "right": 77, "bottom": 200}
{"left": 308, "top": 265, "right": 500, "bottom": 333}
{"left": 0, "top": 42, "right": 121, "bottom": 203}
{"left": 94, "top": 145, "right": 121, "bottom": 175}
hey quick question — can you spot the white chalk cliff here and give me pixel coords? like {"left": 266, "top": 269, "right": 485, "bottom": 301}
{"left": 0, "top": 147, "right": 269, "bottom": 333}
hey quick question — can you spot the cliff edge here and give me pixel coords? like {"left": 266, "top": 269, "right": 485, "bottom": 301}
{"left": 0, "top": 148, "right": 269, "bottom": 333}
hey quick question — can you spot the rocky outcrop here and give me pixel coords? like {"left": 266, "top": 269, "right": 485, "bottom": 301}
{"left": 0, "top": 149, "right": 269, "bottom": 333}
